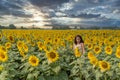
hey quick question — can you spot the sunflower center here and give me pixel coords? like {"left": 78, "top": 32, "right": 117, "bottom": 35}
{"left": 92, "top": 60, "right": 97, "bottom": 64}
{"left": 50, "top": 52, "right": 56, "bottom": 58}
{"left": 2, "top": 47, "right": 7, "bottom": 52}
{"left": 31, "top": 59, "right": 36, "bottom": 63}
{"left": 7, "top": 44, "right": 10, "bottom": 47}
{"left": 95, "top": 48, "right": 99, "bottom": 52}
{"left": 55, "top": 39, "right": 57, "bottom": 42}
{"left": 0, "top": 54, "right": 5, "bottom": 59}
{"left": 24, "top": 45, "right": 27, "bottom": 49}
{"left": 9, "top": 36, "right": 13, "bottom": 41}
{"left": 88, "top": 45, "right": 91, "bottom": 48}
{"left": 107, "top": 48, "right": 111, "bottom": 52}
{"left": 38, "top": 43, "right": 42, "bottom": 47}
{"left": 18, "top": 42, "right": 23, "bottom": 47}
{"left": 89, "top": 53, "right": 93, "bottom": 57}
{"left": 102, "top": 62, "right": 108, "bottom": 68}
{"left": 48, "top": 38, "right": 51, "bottom": 40}
{"left": 117, "top": 51, "right": 120, "bottom": 56}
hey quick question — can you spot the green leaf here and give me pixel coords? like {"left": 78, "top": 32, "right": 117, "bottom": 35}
{"left": 38, "top": 75, "right": 45, "bottom": 80}
{"left": 33, "top": 71, "right": 39, "bottom": 78}
{"left": 0, "top": 71, "right": 8, "bottom": 80}
{"left": 29, "top": 67, "right": 34, "bottom": 72}
{"left": 95, "top": 70, "right": 102, "bottom": 80}
{"left": 52, "top": 66, "right": 61, "bottom": 74}
{"left": 74, "top": 77, "right": 81, "bottom": 80}
{"left": 57, "top": 71, "right": 68, "bottom": 80}
{"left": 27, "top": 73, "right": 34, "bottom": 80}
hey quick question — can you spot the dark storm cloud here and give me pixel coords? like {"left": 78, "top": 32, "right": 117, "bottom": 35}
{"left": 11, "top": 10, "right": 33, "bottom": 18}
{"left": 53, "top": 0, "right": 120, "bottom": 27}
{"left": 113, "top": 0, "right": 120, "bottom": 7}
{"left": 0, "top": 0, "right": 23, "bottom": 11}
{"left": 80, "top": 18, "right": 120, "bottom": 27}
{"left": 29, "top": 0, "right": 69, "bottom": 8}
{"left": 0, "top": 0, "right": 33, "bottom": 18}
{"left": 70, "top": 13, "right": 101, "bottom": 19}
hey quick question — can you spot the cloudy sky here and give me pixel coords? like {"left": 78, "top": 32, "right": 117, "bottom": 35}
{"left": 0, "top": 0, "right": 120, "bottom": 28}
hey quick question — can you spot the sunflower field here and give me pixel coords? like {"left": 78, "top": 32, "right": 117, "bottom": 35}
{"left": 0, "top": 29, "right": 120, "bottom": 80}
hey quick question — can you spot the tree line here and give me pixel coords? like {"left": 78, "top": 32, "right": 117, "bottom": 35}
{"left": 0, "top": 24, "right": 119, "bottom": 29}
{"left": 0, "top": 24, "right": 16, "bottom": 29}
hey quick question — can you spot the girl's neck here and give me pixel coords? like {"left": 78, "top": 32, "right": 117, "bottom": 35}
{"left": 76, "top": 42, "right": 81, "bottom": 45}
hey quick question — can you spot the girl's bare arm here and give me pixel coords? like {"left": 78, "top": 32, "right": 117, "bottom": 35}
{"left": 81, "top": 43, "right": 85, "bottom": 54}
{"left": 73, "top": 43, "right": 75, "bottom": 50}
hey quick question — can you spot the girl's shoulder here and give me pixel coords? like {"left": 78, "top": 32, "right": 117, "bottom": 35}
{"left": 80, "top": 42, "right": 84, "bottom": 44}
{"left": 80, "top": 42, "right": 84, "bottom": 46}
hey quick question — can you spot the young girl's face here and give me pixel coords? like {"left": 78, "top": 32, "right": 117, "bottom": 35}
{"left": 76, "top": 37, "right": 81, "bottom": 44}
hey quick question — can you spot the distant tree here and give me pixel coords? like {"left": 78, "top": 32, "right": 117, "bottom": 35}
{"left": 0, "top": 25, "right": 6, "bottom": 29}
{"left": 21, "top": 26, "right": 24, "bottom": 29}
{"left": 32, "top": 25, "right": 35, "bottom": 29}
{"left": 9, "top": 24, "right": 16, "bottom": 29}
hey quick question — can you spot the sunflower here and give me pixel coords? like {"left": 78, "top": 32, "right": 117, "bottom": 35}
{"left": 99, "top": 61, "right": 110, "bottom": 72}
{"left": 0, "top": 51, "right": 8, "bottom": 62}
{"left": 104, "top": 39, "right": 109, "bottom": 45}
{"left": 17, "top": 41, "right": 24, "bottom": 50}
{"left": 99, "top": 41, "right": 104, "bottom": 46}
{"left": 87, "top": 44, "right": 93, "bottom": 50}
{"left": 90, "top": 57, "right": 98, "bottom": 66}
{"left": 42, "top": 45, "right": 47, "bottom": 52}
{"left": 88, "top": 51, "right": 95, "bottom": 59}
{"left": 44, "top": 37, "right": 52, "bottom": 45}
{"left": 20, "top": 50, "right": 25, "bottom": 57}
{"left": 116, "top": 50, "right": 120, "bottom": 58}
{"left": 54, "top": 38, "right": 60, "bottom": 44}
{"left": 74, "top": 47, "right": 81, "bottom": 57}
{"left": 94, "top": 46, "right": 101, "bottom": 54}
{"left": 105, "top": 46, "right": 112, "bottom": 55}
{"left": 5, "top": 42, "right": 11, "bottom": 49}
{"left": 23, "top": 44, "right": 28, "bottom": 52}
{"left": 30, "top": 41, "right": 35, "bottom": 46}
{"left": 53, "top": 45, "right": 59, "bottom": 51}
{"left": 7, "top": 35, "right": 14, "bottom": 43}
{"left": 46, "top": 50, "right": 59, "bottom": 63}
{"left": 29, "top": 55, "right": 39, "bottom": 66}
{"left": 0, "top": 46, "right": 7, "bottom": 53}
{"left": 37, "top": 41, "right": 43, "bottom": 50}
{"left": 111, "top": 43, "right": 115, "bottom": 48}
{"left": 116, "top": 46, "right": 120, "bottom": 51}
{"left": 61, "top": 41, "right": 65, "bottom": 47}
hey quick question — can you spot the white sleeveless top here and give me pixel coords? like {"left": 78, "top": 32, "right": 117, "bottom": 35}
{"left": 74, "top": 43, "right": 85, "bottom": 54}
{"left": 74, "top": 43, "right": 82, "bottom": 52}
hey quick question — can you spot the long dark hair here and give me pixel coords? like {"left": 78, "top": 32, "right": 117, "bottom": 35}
{"left": 74, "top": 35, "right": 84, "bottom": 45}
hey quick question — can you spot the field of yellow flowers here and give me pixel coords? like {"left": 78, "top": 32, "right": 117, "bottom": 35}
{"left": 0, "top": 29, "right": 120, "bottom": 80}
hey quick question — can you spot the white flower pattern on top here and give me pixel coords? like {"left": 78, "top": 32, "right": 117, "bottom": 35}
{"left": 74, "top": 43, "right": 85, "bottom": 54}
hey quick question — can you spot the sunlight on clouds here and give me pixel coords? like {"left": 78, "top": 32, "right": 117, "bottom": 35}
{"left": 59, "top": 2, "right": 73, "bottom": 11}
{"left": 0, "top": 1, "right": 51, "bottom": 28}
{"left": 52, "top": 17, "right": 81, "bottom": 25}
{"left": 23, "top": 3, "right": 48, "bottom": 27}
{"left": 0, "top": 15, "right": 18, "bottom": 26}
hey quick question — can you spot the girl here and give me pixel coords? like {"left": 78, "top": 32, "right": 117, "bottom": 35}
{"left": 73, "top": 35, "right": 85, "bottom": 54}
